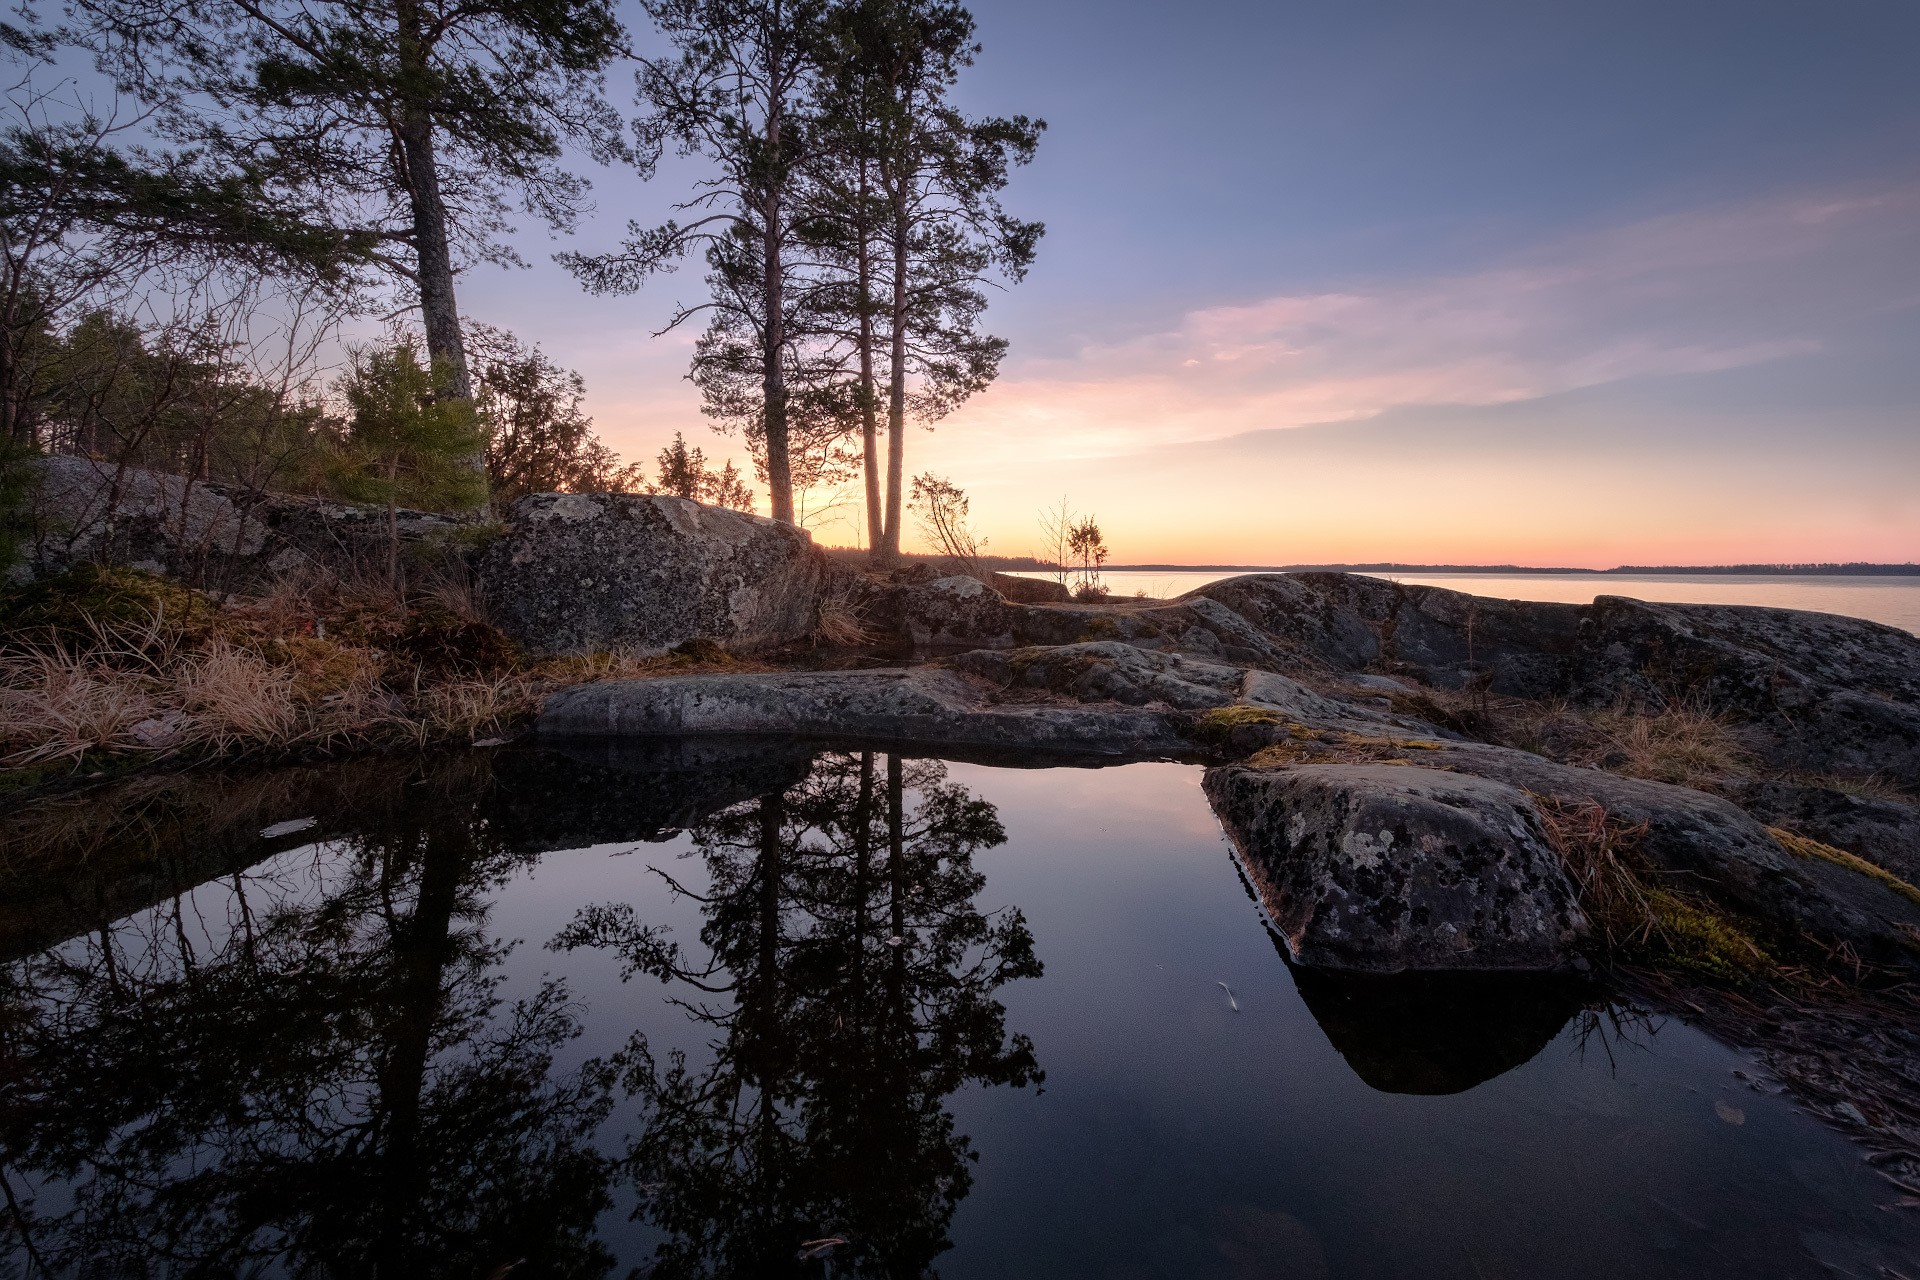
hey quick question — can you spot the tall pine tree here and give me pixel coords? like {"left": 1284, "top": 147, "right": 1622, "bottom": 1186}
{"left": 811, "top": 0, "right": 1040, "bottom": 563}
{"left": 562, "top": 0, "right": 830, "bottom": 526}
{"left": 76, "top": 0, "right": 630, "bottom": 505}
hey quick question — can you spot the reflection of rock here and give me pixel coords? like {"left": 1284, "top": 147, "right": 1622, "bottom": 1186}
{"left": 492, "top": 738, "right": 817, "bottom": 850}
{"left": 477, "top": 492, "right": 830, "bottom": 656}
{"left": 1205, "top": 764, "right": 1588, "bottom": 972}
{"left": 0, "top": 741, "right": 822, "bottom": 961}
{"left": 1291, "top": 966, "right": 1586, "bottom": 1095}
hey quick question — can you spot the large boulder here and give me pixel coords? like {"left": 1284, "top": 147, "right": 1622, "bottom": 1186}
{"left": 17, "top": 455, "right": 465, "bottom": 590}
{"left": 477, "top": 492, "right": 830, "bottom": 656}
{"left": 1203, "top": 764, "right": 1589, "bottom": 972}
{"left": 1179, "top": 574, "right": 1920, "bottom": 783}
{"left": 1421, "top": 741, "right": 1920, "bottom": 966}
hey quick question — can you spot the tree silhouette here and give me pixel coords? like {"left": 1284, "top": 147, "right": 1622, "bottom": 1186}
{"left": 554, "top": 750, "right": 1043, "bottom": 1278}
{"left": 0, "top": 755, "right": 619, "bottom": 1278}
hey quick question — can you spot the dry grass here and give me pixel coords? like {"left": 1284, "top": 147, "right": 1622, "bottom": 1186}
{"left": 1533, "top": 794, "right": 1774, "bottom": 980}
{"left": 1387, "top": 683, "right": 1762, "bottom": 791}
{"left": 812, "top": 580, "right": 873, "bottom": 648}
{"left": 0, "top": 566, "right": 580, "bottom": 778}
{"left": 1580, "top": 699, "right": 1759, "bottom": 786}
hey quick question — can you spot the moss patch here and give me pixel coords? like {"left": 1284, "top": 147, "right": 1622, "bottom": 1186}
{"left": 1645, "top": 887, "right": 1775, "bottom": 982}
{"left": 1771, "top": 826, "right": 1920, "bottom": 909}
{"left": 0, "top": 565, "right": 212, "bottom": 652}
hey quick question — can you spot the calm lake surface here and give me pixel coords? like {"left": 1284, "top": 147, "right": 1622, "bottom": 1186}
{"left": 1012, "top": 571, "right": 1920, "bottom": 635}
{"left": 4, "top": 742, "right": 1917, "bottom": 1278}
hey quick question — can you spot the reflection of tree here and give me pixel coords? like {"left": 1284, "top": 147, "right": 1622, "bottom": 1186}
{"left": 556, "top": 752, "right": 1043, "bottom": 1278}
{"left": 0, "top": 755, "right": 617, "bottom": 1278}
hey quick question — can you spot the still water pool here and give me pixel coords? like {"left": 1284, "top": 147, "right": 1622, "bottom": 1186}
{"left": 3, "top": 742, "right": 1916, "bottom": 1278}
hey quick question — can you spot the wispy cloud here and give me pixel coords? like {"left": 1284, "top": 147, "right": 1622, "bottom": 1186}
{"left": 933, "top": 185, "right": 1920, "bottom": 463}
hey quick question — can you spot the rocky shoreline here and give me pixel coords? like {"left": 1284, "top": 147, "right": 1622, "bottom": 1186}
{"left": 504, "top": 495, "right": 1919, "bottom": 980}
{"left": 13, "top": 471, "right": 1920, "bottom": 979}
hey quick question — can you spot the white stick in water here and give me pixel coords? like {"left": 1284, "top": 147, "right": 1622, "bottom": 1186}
{"left": 1218, "top": 981, "right": 1239, "bottom": 1012}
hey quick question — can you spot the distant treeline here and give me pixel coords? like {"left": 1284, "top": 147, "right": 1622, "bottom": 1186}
{"left": 1092, "top": 562, "right": 1920, "bottom": 576}
{"left": 819, "top": 552, "right": 1920, "bottom": 577}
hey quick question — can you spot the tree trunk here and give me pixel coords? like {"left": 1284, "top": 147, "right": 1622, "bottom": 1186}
{"left": 760, "top": 88, "right": 795, "bottom": 525}
{"left": 374, "top": 821, "right": 465, "bottom": 1274}
{"left": 879, "top": 186, "right": 909, "bottom": 566}
{"left": 393, "top": 0, "right": 483, "bottom": 511}
{"left": 885, "top": 753, "right": 905, "bottom": 1010}
{"left": 858, "top": 160, "right": 883, "bottom": 557}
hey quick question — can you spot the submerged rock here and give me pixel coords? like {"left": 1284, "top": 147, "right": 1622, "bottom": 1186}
{"left": 477, "top": 492, "right": 830, "bottom": 656}
{"left": 1203, "top": 764, "right": 1589, "bottom": 973}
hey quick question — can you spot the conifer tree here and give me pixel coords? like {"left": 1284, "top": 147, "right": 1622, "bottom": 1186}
{"left": 76, "top": 0, "right": 630, "bottom": 503}
{"left": 561, "top": 0, "right": 829, "bottom": 526}
{"left": 810, "top": 0, "right": 1041, "bottom": 564}
{"left": 332, "top": 343, "right": 486, "bottom": 578}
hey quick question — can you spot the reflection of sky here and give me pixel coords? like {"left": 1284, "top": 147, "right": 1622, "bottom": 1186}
{"left": 440, "top": 0, "right": 1920, "bottom": 564}
{"left": 474, "top": 755, "right": 1918, "bottom": 1278}
{"left": 34, "top": 752, "right": 1920, "bottom": 1275}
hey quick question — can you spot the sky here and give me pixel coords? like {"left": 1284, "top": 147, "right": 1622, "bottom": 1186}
{"left": 454, "top": 0, "right": 1920, "bottom": 567}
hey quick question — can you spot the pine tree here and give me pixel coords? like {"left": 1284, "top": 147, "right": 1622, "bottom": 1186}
{"left": 75, "top": 0, "right": 630, "bottom": 505}
{"left": 561, "top": 0, "right": 830, "bottom": 526}
{"left": 814, "top": 0, "right": 1041, "bottom": 564}
{"left": 331, "top": 343, "right": 487, "bottom": 578}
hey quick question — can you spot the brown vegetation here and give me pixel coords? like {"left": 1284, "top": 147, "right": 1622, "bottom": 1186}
{"left": 0, "top": 563, "right": 747, "bottom": 790}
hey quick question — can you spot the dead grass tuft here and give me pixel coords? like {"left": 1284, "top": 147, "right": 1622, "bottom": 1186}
{"left": 1533, "top": 793, "right": 1774, "bottom": 980}
{"left": 1389, "top": 683, "right": 1761, "bottom": 791}
{"left": 0, "top": 565, "right": 561, "bottom": 777}
{"left": 812, "top": 582, "right": 873, "bottom": 648}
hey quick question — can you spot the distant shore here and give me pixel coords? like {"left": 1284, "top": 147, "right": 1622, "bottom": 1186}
{"left": 821, "top": 550, "right": 1920, "bottom": 577}
{"left": 1099, "top": 562, "right": 1920, "bottom": 576}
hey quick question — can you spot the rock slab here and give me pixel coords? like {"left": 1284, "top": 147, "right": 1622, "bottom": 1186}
{"left": 1204, "top": 764, "right": 1589, "bottom": 972}
{"left": 478, "top": 492, "right": 829, "bottom": 656}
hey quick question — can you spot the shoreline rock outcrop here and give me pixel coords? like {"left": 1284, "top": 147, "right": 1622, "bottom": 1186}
{"left": 1205, "top": 764, "right": 1589, "bottom": 972}
{"left": 538, "top": 583, "right": 1920, "bottom": 976}
{"left": 477, "top": 492, "right": 831, "bottom": 656}
{"left": 16, "top": 455, "right": 468, "bottom": 590}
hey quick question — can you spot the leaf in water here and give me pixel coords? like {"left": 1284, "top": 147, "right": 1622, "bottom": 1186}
{"left": 259, "top": 817, "right": 318, "bottom": 840}
{"left": 1714, "top": 1100, "right": 1745, "bottom": 1126}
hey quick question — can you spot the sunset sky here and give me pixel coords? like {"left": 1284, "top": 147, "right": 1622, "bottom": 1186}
{"left": 457, "top": 0, "right": 1920, "bottom": 566}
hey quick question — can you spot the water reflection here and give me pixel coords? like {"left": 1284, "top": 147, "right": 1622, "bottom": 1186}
{"left": 0, "top": 754, "right": 618, "bottom": 1277}
{"left": 9, "top": 745, "right": 1896, "bottom": 1280}
{"left": 559, "top": 751, "right": 1043, "bottom": 1277}
{"left": 1287, "top": 966, "right": 1588, "bottom": 1095}
{"left": 0, "top": 745, "right": 1044, "bottom": 1278}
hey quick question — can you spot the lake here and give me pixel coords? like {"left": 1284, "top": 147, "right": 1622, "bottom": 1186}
{"left": 4, "top": 741, "right": 1915, "bottom": 1278}
{"left": 1009, "top": 571, "right": 1920, "bottom": 635}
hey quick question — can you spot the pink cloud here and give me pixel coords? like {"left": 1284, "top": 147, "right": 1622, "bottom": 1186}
{"left": 926, "top": 185, "right": 1920, "bottom": 466}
